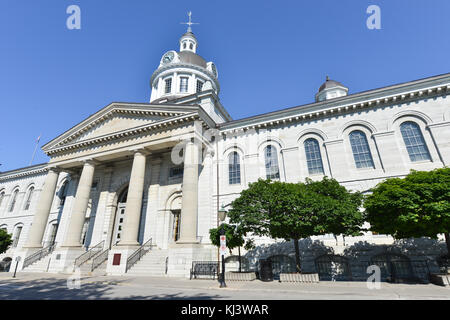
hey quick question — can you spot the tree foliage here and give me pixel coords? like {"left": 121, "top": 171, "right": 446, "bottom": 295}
{"left": 0, "top": 229, "right": 12, "bottom": 254}
{"left": 209, "top": 223, "right": 245, "bottom": 253}
{"left": 364, "top": 168, "right": 450, "bottom": 254}
{"left": 227, "top": 177, "right": 364, "bottom": 272}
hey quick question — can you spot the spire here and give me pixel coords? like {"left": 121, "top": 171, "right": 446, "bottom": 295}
{"left": 180, "top": 11, "right": 199, "bottom": 33}
{"left": 179, "top": 12, "right": 199, "bottom": 53}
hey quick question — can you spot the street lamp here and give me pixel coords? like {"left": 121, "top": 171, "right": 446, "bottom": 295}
{"left": 218, "top": 205, "right": 227, "bottom": 288}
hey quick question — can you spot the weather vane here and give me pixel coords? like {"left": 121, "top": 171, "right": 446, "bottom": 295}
{"left": 180, "top": 11, "right": 199, "bottom": 33}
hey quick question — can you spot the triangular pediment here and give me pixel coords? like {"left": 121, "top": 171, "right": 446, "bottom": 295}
{"left": 43, "top": 102, "right": 200, "bottom": 152}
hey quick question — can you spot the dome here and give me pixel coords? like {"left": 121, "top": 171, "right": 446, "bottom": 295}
{"left": 315, "top": 76, "right": 348, "bottom": 102}
{"left": 177, "top": 51, "right": 207, "bottom": 68}
{"left": 318, "top": 77, "right": 346, "bottom": 93}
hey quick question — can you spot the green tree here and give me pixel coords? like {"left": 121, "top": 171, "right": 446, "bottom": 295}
{"left": 209, "top": 223, "right": 246, "bottom": 272}
{"left": 364, "top": 167, "right": 450, "bottom": 256}
{"left": 228, "top": 178, "right": 364, "bottom": 273}
{"left": 0, "top": 229, "right": 12, "bottom": 254}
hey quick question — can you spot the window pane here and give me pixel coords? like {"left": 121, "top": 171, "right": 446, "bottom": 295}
{"left": 9, "top": 190, "right": 19, "bottom": 212}
{"left": 196, "top": 80, "right": 203, "bottom": 93}
{"left": 265, "top": 145, "right": 280, "bottom": 180}
{"left": 349, "top": 131, "right": 374, "bottom": 168}
{"left": 400, "top": 122, "right": 431, "bottom": 162}
{"left": 304, "top": 138, "right": 324, "bottom": 174}
{"left": 180, "top": 77, "right": 188, "bottom": 92}
{"left": 24, "top": 187, "right": 34, "bottom": 210}
{"left": 228, "top": 152, "right": 241, "bottom": 185}
{"left": 165, "top": 78, "right": 172, "bottom": 93}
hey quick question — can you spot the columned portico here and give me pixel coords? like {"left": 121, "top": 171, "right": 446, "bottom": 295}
{"left": 62, "top": 160, "right": 96, "bottom": 247}
{"left": 23, "top": 167, "right": 60, "bottom": 248}
{"left": 177, "top": 140, "right": 200, "bottom": 244}
{"left": 118, "top": 150, "right": 148, "bottom": 246}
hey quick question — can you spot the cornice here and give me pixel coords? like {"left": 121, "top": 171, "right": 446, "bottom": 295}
{"left": 44, "top": 113, "right": 211, "bottom": 156}
{"left": 0, "top": 164, "right": 48, "bottom": 182}
{"left": 218, "top": 75, "right": 450, "bottom": 134}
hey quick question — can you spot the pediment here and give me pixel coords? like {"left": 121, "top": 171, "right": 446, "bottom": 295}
{"left": 43, "top": 103, "right": 199, "bottom": 152}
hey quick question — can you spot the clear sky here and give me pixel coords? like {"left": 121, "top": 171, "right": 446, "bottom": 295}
{"left": 1, "top": 0, "right": 449, "bottom": 172}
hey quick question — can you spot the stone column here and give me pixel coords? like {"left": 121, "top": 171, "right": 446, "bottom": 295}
{"left": 24, "top": 168, "right": 60, "bottom": 248}
{"left": 62, "top": 161, "right": 96, "bottom": 247}
{"left": 178, "top": 140, "right": 200, "bottom": 244}
{"left": 118, "top": 150, "right": 147, "bottom": 246}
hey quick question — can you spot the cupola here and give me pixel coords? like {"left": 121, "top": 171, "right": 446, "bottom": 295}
{"left": 315, "top": 76, "right": 349, "bottom": 102}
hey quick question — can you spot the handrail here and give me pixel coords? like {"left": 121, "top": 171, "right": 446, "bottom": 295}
{"left": 74, "top": 240, "right": 105, "bottom": 269}
{"left": 22, "top": 242, "right": 56, "bottom": 269}
{"left": 125, "top": 238, "right": 152, "bottom": 272}
{"left": 91, "top": 249, "right": 109, "bottom": 272}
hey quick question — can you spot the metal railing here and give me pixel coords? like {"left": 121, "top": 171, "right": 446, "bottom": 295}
{"left": 125, "top": 238, "right": 152, "bottom": 272}
{"left": 73, "top": 240, "right": 105, "bottom": 269}
{"left": 22, "top": 242, "right": 56, "bottom": 270}
{"left": 91, "top": 249, "right": 109, "bottom": 272}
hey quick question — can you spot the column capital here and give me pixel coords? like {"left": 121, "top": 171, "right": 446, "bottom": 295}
{"left": 82, "top": 159, "right": 101, "bottom": 166}
{"left": 129, "top": 148, "right": 151, "bottom": 156}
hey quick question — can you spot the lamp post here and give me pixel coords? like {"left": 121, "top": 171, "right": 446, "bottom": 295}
{"left": 218, "top": 205, "right": 227, "bottom": 288}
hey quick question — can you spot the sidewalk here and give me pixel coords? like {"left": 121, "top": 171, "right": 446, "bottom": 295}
{"left": 0, "top": 272, "right": 448, "bottom": 300}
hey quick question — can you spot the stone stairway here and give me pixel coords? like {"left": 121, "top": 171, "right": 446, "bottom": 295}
{"left": 21, "top": 255, "right": 52, "bottom": 273}
{"left": 126, "top": 248, "right": 169, "bottom": 276}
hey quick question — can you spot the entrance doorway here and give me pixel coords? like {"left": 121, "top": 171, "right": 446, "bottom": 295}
{"left": 112, "top": 188, "right": 128, "bottom": 247}
{"left": 171, "top": 210, "right": 181, "bottom": 242}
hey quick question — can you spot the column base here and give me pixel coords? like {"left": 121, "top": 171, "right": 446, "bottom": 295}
{"left": 116, "top": 240, "right": 140, "bottom": 247}
{"left": 176, "top": 238, "right": 200, "bottom": 245}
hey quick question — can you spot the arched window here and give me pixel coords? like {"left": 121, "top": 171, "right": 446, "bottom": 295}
{"left": 58, "top": 181, "right": 69, "bottom": 207}
{"left": 228, "top": 152, "right": 241, "bottom": 185}
{"left": 8, "top": 189, "right": 19, "bottom": 213}
{"left": 304, "top": 138, "right": 324, "bottom": 175}
{"left": 0, "top": 191, "right": 5, "bottom": 210}
{"left": 349, "top": 130, "right": 374, "bottom": 168}
{"left": 264, "top": 145, "right": 280, "bottom": 180}
{"left": 400, "top": 121, "right": 431, "bottom": 162}
{"left": 24, "top": 186, "right": 34, "bottom": 210}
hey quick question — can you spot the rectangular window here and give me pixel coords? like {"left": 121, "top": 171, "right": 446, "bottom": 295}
{"left": 180, "top": 77, "right": 188, "bottom": 93}
{"left": 169, "top": 166, "right": 184, "bottom": 178}
{"left": 165, "top": 78, "right": 172, "bottom": 94}
{"left": 196, "top": 80, "right": 203, "bottom": 93}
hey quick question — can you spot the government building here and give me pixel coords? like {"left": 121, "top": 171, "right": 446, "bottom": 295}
{"left": 1, "top": 20, "right": 449, "bottom": 280}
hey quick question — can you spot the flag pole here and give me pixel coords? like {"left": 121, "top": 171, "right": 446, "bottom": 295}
{"left": 30, "top": 134, "right": 41, "bottom": 166}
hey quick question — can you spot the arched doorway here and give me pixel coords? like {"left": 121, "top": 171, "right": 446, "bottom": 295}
{"left": 370, "top": 253, "right": 414, "bottom": 282}
{"left": 169, "top": 196, "right": 182, "bottom": 243}
{"left": 111, "top": 187, "right": 128, "bottom": 248}
{"left": 315, "top": 254, "right": 352, "bottom": 281}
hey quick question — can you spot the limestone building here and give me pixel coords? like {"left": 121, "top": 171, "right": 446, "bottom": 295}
{"left": 1, "top": 22, "right": 449, "bottom": 279}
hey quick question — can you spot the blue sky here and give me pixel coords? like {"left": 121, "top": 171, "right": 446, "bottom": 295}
{"left": 1, "top": 0, "right": 449, "bottom": 171}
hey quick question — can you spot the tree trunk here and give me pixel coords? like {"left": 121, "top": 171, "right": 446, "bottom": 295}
{"left": 293, "top": 238, "right": 301, "bottom": 273}
{"left": 238, "top": 247, "right": 242, "bottom": 273}
{"left": 445, "top": 232, "right": 450, "bottom": 257}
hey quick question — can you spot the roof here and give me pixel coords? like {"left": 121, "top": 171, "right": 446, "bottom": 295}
{"left": 318, "top": 78, "right": 347, "bottom": 92}
{"left": 177, "top": 51, "right": 207, "bottom": 68}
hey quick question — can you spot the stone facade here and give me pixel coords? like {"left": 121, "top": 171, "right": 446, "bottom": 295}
{"left": 1, "top": 26, "right": 449, "bottom": 280}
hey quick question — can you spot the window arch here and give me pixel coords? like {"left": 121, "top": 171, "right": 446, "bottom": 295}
{"left": 8, "top": 189, "right": 19, "bottom": 213}
{"left": 304, "top": 138, "right": 324, "bottom": 175}
{"left": 264, "top": 145, "right": 280, "bottom": 180}
{"left": 58, "top": 180, "right": 69, "bottom": 207}
{"left": 349, "top": 130, "right": 374, "bottom": 168}
{"left": 228, "top": 152, "right": 241, "bottom": 185}
{"left": 400, "top": 121, "right": 431, "bottom": 162}
{"left": 0, "top": 191, "right": 5, "bottom": 210}
{"left": 23, "top": 186, "right": 34, "bottom": 211}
